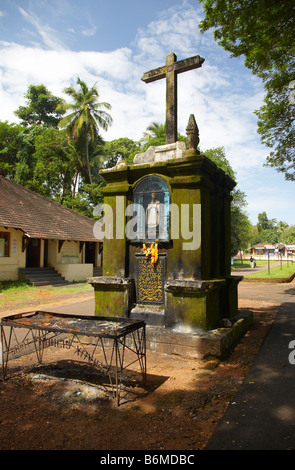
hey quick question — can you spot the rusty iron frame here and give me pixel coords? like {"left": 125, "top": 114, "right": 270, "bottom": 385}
{"left": 0, "top": 311, "right": 146, "bottom": 406}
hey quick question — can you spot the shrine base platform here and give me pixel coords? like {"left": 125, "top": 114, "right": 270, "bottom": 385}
{"left": 144, "top": 309, "right": 253, "bottom": 359}
{"left": 79, "top": 309, "right": 252, "bottom": 359}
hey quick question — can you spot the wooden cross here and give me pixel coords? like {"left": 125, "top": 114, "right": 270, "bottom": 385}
{"left": 142, "top": 52, "right": 205, "bottom": 144}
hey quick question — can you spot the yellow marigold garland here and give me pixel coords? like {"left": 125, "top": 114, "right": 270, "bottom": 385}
{"left": 143, "top": 240, "right": 158, "bottom": 266}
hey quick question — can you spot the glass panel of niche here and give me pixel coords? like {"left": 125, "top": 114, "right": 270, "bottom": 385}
{"left": 131, "top": 176, "right": 170, "bottom": 242}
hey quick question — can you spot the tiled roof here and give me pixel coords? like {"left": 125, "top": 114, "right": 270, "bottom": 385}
{"left": 0, "top": 176, "right": 101, "bottom": 241}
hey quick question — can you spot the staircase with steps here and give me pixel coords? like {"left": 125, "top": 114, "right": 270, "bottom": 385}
{"left": 93, "top": 266, "right": 102, "bottom": 277}
{"left": 19, "top": 267, "right": 68, "bottom": 286}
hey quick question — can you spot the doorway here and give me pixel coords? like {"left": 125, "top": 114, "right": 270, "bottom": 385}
{"left": 26, "top": 238, "right": 41, "bottom": 267}
{"left": 43, "top": 239, "right": 49, "bottom": 267}
{"left": 85, "top": 242, "right": 96, "bottom": 266}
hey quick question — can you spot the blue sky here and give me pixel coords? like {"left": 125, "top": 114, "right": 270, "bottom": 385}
{"left": 0, "top": 0, "right": 294, "bottom": 226}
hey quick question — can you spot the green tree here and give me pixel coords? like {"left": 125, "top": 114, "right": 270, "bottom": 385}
{"left": 253, "top": 212, "right": 290, "bottom": 245}
{"left": 141, "top": 122, "right": 166, "bottom": 148}
{"left": 0, "top": 121, "right": 23, "bottom": 178}
{"left": 231, "top": 205, "right": 253, "bottom": 255}
{"left": 203, "top": 146, "right": 235, "bottom": 179}
{"left": 32, "top": 128, "right": 77, "bottom": 201}
{"left": 255, "top": 71, "right": 295, "bottom": 181}
{"left": 203, "top": 146, "right": 252, "bottom": 254}
{"left": 72, "top": 132, "right": 106, "bottom": 188}
{"left": 13, "top": 125, "right": 44, "bottom": 188}
{"left": 104, "top": 137, "right": 141, "bottom": 168}
{"left": 257, "top": 211, "right": 276, "bottom": 232}
{"left": 14, "top": 84, "right": 65, "bottom": 128}
{"left": 141, "top": 122, "right": 186, "bottom": 150}
{"left": 255, "top": 212, "right": 278, "bottom": 243}
{"left": 198, "top": 0, "right": 295, "bottom": 181}
{"left": 63, "top": 182, "right": 105, "bottom": 218}
{"left": 57, "top": 78, "right": 113, "bottom": 184}
{"left": 281, "top": 226, "right": 295, "bottom": 244}
{"left": 277, "top": 220, "right": 289, "bottom": 237}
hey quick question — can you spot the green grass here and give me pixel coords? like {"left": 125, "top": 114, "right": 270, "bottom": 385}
{"left": 232, "top": 260, "right": 278, "bottom": 269}
{"left": 246, "top": 263, "right": 295, "bottom": 279}
{"left": 0, "top": 279, "right": 34, "bottom": 291}
{"left": 0, "top": 280, "right": 92, "bottom": 306}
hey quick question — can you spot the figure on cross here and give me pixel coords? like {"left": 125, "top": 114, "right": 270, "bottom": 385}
{"left": 141, "top": 52, "right": 205, "bottom": 145}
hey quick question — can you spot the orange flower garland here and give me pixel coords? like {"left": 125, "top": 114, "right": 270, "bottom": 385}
{"left": 143, "top": 240, "right": 158, "bottom": 266}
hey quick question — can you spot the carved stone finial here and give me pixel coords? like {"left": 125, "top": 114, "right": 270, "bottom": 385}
{"left": 186, "top": 114, "right": 199, "bottom": 151}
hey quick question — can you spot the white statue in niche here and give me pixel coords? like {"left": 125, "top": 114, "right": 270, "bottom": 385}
{"left": 146, "top": 192, "right": 160, "bottom": 239}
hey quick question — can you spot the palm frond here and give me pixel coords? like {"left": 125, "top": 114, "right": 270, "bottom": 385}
{"left": 58, "top": 112, "right": 77, "bottom": 129}
{"left": 57, "top": 78, "right": 113, "bottom": 183}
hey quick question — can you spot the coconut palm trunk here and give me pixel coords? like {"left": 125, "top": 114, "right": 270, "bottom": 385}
{"left": 57, "top": 78, "right": 112, "bottom": 185}
{"left": 84, "top": 125, "right": 92, "bottom": 184}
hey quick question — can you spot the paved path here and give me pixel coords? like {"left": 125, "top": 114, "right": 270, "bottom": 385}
{"left": 232, "top": 260, "right": 289, "bottom": 278}
{"left": 206, "top": 278, "right": 295, "bottom": 450}
{"left": 45, "top": 298, "right": 95, "bottom": 316}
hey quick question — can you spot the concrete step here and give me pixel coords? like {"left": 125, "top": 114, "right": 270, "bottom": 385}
{"left": 29, "top": 280, "right": 68, "bottom": 286}
{"left": 19, "top": 267, "right": 68, "bottom": 286}
{"left": 20, "top": 267, "right": 58, "bottom": 273}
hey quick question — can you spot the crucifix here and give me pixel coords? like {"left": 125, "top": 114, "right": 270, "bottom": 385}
{"left": 142, "top": 52, "right": 205, "bottom": 144}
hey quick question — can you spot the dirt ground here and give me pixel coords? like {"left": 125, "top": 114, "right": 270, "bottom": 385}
{"left": 0, "top": 287, "right": 279, "bottom": 451}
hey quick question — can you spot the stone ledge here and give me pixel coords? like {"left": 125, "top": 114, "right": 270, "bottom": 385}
{"left": 145, "top": 309, "right": 253, "bottom": 359}
{"left": 165, "top": 278, "right": 226, "bottom": 293}
{"left": 67, "top": 310, "right": 253, "bottom": 361}
{"left": 87, "top": 276, "right": 132, "bottom": 286}
{"left": 133, "top": 141, "right": 187, "bottom": 165}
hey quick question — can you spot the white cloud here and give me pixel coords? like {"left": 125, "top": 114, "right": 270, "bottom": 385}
{"left": 0, "top": 1, "right": 294, "bottom": 225}
{"left": 0, "top": 2, "right": 265, "bottom": 152}
{"left": 81, "top": 25, "right": 97, "bottom": 37}
{"left": 0, "top": 2, "right": 295, "bottom": 224}
{"left": 134, "top": 2, "right": 205, "bottom": 64}
{"left": 0, "top": 3, "right": 265, "bottom": 161}
{"left": 18, "top": 6, "right": 68, "bottom": 51}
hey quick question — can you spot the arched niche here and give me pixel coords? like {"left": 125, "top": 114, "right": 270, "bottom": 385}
{"left": 130, "top": 175, "right": 170, "bottom": 242}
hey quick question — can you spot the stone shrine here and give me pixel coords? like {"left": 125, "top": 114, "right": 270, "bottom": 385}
{"left": 88, "top": 52, "right": 244, "bottom": 340}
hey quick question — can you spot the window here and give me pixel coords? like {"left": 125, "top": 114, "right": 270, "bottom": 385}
{"left": 131, "top": 176, "right": 170, "bottom": 242}
{"left": 0, "top": 232, "right": 10, "bottom": 257}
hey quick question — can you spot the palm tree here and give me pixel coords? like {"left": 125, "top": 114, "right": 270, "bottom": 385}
{"left": 141, "top": 122, "right": 166, "bottom": 149}
{"left": 141, "top": 121, "right": 187, "bottom": 150}
{"left": 57, "top": 78, "right": 112, "bottom": 183}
